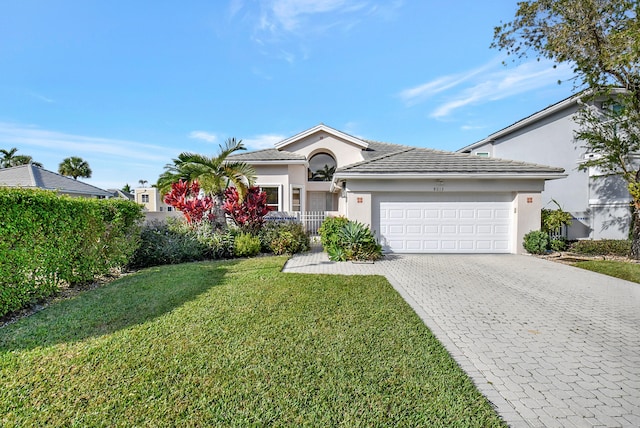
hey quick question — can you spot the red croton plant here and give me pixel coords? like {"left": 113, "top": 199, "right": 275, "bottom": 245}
{"left": 223, "top": 186, "right": 269, "bottom": 232}
{"left": 163, "top": 179, "right": 214, "bottom": 224}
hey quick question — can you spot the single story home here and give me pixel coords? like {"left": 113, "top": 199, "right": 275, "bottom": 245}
{"left": 229, "top": 124, "right": 566, "bottom": 254}
{"left": 0, "top": 163, "right": 112, "bottom": 198}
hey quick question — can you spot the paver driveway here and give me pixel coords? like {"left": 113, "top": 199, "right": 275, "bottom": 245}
{"left": 283, "top": 251, "right": 640, "bottom": 428}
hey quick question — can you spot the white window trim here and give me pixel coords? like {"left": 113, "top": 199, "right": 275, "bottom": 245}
{"left": 260, "top": 184, "right": 283, "bottom": 211}
{"left": 290, "top": 184, "right": 304, "bottom": 212}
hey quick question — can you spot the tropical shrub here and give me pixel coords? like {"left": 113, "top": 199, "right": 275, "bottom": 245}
{"left": 259, "top": 221, "right": 310, "bottom": 255}
{"left": 320, "top": 219, "right": 382, "bottom": 261}
{"left": 0, "top": 189, "right": 143, "bottom": 317}
{"left": 550, "top": 237, "right": 568, "bottom": 252}
{"left": 223, "top": 186, "right": 269, "bottom": 233}
{"left": 541, "top": 200, "right": 572, "bottom": 237}
{"left": 318, "top": 216, "right": 349, "bottom": 249}
{"left": 163, "top": 179, "right": 215, "bottom": 224}
{"left": 129, "top": 220, "right": 237, "bottom": 268}
{"left": 234, "top": 232, "right": 262, "bottom": 257}
{"left": 523, "top": 230, "right": 549, "bottom": 255}
{"left": 569, "top": 239, "right": 631, "bottom": 256}
{"left": 129, "top": 221, "right": 207, "bottom": 268}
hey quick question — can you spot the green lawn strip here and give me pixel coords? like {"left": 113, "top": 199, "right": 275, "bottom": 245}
{"left": 574, "top": 260, "right": 640, "bottom": 284}
{"left": 1, "top": 257, "right": 505, "bottom": 427}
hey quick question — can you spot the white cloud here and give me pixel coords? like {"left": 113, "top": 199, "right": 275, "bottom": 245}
{"left": 29, "top": 92, "right": 55, "bottom": 103}
{"left": 0, "top": 122, "right": 176, "bottom": 162}
{"left": 0, "top": 122, "right": 179, "bottom": 190}
{"left": 189, "top": 130, "right": 218, "bottom": 143}
{"left": 398, "top": 58, "right": 574, "bottom": 120}
{"left": 399, "top": 61, "right": 497, "bottom": 106}
{"left": 265, "top": 0, "right": 366, "bottom": 32}
{"left": 242, "top": 134, "right": 286, "bottom": 150}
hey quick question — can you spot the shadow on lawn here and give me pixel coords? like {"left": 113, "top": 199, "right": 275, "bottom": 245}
{"left": 0, "top": 260, "right": 237, "bottom": 352}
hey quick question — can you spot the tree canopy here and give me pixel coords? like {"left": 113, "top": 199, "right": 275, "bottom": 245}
{"left": 1, "top": 147, "right": 43, "bottom": 168}
{"left": 58, "top": 156, "right": 92, "bottom": 180}
{"left": 157, "top": 138, "right": 256, "bottom": 200}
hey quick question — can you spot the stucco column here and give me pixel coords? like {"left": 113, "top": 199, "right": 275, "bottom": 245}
{"left": 346, "top": 192, "right": 372, "bottom": 227}
{"left": 514, "top": 192, "right": 542, "bottom": 254}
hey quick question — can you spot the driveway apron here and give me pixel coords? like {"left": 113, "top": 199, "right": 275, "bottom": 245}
{"left": 283, "top": 251, "right": 640, "bottom": 428}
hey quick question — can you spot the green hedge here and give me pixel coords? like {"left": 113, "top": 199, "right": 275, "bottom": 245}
{"left": 0, "top": 188, "right": 143, "bottom": 317}
{"left": 569, "top": 239, "right": 631, "bottom": 256}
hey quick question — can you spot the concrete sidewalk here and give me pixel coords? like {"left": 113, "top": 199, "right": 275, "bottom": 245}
{"left": 283, "top": 250, "right": 640, "bottom": 428}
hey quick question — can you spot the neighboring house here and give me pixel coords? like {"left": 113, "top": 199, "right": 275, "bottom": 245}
{"left": 134, "top": 186, "right": 181, "bottom": 222}
{"left": 107, "top": 188, "right": 134, "bottom": 200}
{"left": 457, "top": 90, "right": 631, "bottom": 241}
{"left": 0, "top": 163, "right": 111, "bottom": 198}
{"left": 229, "top": 124, "right": 565, "bottom": 254}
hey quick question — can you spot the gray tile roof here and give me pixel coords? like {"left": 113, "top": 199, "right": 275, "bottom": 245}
{"left": 0, "top": 164, "right": 112, "bottom": 197}
{"left": 336, "top": 147, "right": 565, "bottom": 175}
{"left": 227, "top": 148, "right": 306, "bottom": 162}
{"left": 361, "top": 140, "right": 412, "bottom": 160}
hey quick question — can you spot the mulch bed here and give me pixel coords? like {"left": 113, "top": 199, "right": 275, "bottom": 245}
{"left": 536, "top": 251, "right": 639, "bottom": 265}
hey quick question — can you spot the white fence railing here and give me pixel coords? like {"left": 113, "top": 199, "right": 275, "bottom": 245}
{"left": 265, "top": 211, "right": 337, "bottom": 235}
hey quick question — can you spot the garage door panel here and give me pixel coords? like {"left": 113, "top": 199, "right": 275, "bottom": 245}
{"left": 459, "top": 224, "right": 474, "bottom": 234}
{"left": 380, "top": 200, "right": 512, "bottom": 254}
{"left": 495, "top": 209, "right": 511, "bottom": 219}
{"left": 477, "top": 224, "right": 492, "bottom": 234}
{"left": 442, "top": 209, "right": 457, "bottom": 219}
{"left": 460, "top": 209, "right": 475, "bottom": 219}
{"left": 459, "top": 240, "right": 474, "bottom": 250}
{"left": 406, "top": 225, "right": 422, "bottom": 234}
{"left": 406, "top": 209, "right": 422, "bottom": 219}
{"left": 389, "top": 225, "right": 404, "bottom": 234}
{"left": 424, "top": 209, "right": 439, "bottom": 219}
{"left": 495, "top": 225, "right": 510, "bottom": 234}
{"left": 389, "top": 209, "right": 405, "bottom": 219}
{"left": 442, "top": 224, "right": 457, "bottom": 234}
{"left": 424, "top": 225, "right": 439, "bottom": 234}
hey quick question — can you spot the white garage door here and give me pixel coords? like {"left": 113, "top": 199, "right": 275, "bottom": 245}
{"left": 379, "top": 201, "right": 512, "bottom": 253}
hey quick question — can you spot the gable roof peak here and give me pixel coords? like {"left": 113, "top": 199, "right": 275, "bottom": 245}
{"left": 275, "top": 124, "right": 369, "bottom": 150}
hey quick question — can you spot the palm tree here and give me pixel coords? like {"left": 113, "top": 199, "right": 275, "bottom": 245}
{"left": 312, "top": 164, "right": 336, "bottom": 181}
{"left": 0, "top": 148, "right": 18, "bottom": 168}
{"left": 157, "top": 138, "right": 256, "bottom": 199}
{"left": 138, "top": 179, "right": 148, "bottom": 187}
{"left": 1, "top": 148, "right": 43, "bottom": 168}
{"left": 157, "top": 138, "right": 256, "bottom": 226}
{"left": 58, "top": 156, "right": 92, "bottom": 180}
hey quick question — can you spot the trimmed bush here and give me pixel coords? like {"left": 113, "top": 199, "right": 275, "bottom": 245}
{"left": 550, "top": 237, "right": 568, "bottom": 252}
{"left": 569, "top": 239, "right": 631, "bottom": 256}
{"left": 260, "top": 221, "right": 310, "bottom": 255}
{"left": 318, "top": 216, "right": 349, "bottom": 249}
{"left": 234, "top": 233, "right": 261, "bottom": 257}
{"left": 523, "top": 230, "right": 549, "bottom": 255}
{"left": 0, "top": 189, "right": 142, "bottom": 317}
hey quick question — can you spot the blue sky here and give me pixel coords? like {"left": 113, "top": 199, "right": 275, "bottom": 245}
{"left": 0, "top": 0, "right": 577, "bottom": 190}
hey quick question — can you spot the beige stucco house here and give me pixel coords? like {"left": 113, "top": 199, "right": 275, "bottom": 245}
{"left": 229, "top": 124, "right": 566, "bottom": 254}
{"left": 134, "top": 186, "right": 181, "bottom": 222}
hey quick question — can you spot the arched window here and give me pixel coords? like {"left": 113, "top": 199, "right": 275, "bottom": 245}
{"left": 308, "top": 153, "right": 336, "bottom": 181}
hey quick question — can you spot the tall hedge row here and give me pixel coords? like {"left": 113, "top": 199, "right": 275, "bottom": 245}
{"left": 0, "top": 188, "right": 143, "bottom": 317}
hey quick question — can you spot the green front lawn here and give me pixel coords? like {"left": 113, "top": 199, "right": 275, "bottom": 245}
{"left": 1, "top": 257, "right": 504, "bottom": 427}
{"left": 574, "top": 260, "right": 640, "bottom": 284}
